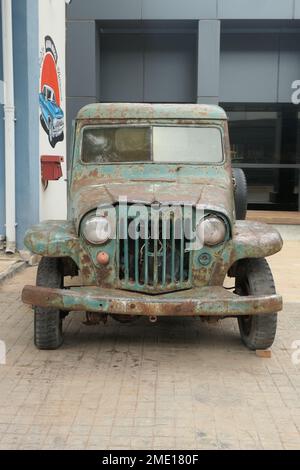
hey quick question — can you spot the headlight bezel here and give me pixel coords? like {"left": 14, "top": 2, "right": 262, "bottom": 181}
{"left": 196, "top": 213, "right": 228, "bottom": 247}
{"left": 82, "top": 214, "right": 111, "bottom": 245}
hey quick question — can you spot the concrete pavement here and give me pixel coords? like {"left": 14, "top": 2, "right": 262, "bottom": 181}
{"left": 0, "top": 253, "right": 26, "bottom": 285}
{"left": 0, "top": 239, "right": 299, "bottom": 450}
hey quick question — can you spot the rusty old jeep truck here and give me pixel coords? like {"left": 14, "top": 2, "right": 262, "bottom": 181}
{"left": 22, "top": 103, "right": 283, "bottom": 350}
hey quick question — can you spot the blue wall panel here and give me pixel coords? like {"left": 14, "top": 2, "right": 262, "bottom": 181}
{"left": 13, "top": 0, "right": 39, "bottom": 249}
{"left": 0, "top": 3, "right": 5, "bottom": 237}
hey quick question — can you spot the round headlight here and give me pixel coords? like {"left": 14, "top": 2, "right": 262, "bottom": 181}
{"left": 196, "top": 215, "right": 226, "bottom": 246}
{"left": 82, "top": 216, "right": 111, "bottom": 244}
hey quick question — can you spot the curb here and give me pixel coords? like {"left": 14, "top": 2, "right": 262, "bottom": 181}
{"left": 0, "top": 261, "right": 27, "bottom": 285}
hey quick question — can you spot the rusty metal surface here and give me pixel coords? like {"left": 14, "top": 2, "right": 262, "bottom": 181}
{"left": 209, "top": 221, "right": 284, "bottom": 285}
{"left": 83, "top": 312, "right": 107, "bottom": 325}
{"left": 22, "top": 284, "right": 282, "bottom": 317}
{"left": 24, "top": 218, "right": 283, "bottom": 293}
{"left": 69, "top": 117, "right": 232, "bottom": 231}
{"left": 24, "top": 220, "right": 81, "bottom": 266}
{"left": 22, "top": 102, "right": 283, "bottom": 308}
{"left": 76, "top": 103, "right": 228, "bottom": 121}
{"left": 232, "top": 221, "right": 283, "bottom": 259}
{"left": 72, "top": 181, "right": 233, "bottom": 234}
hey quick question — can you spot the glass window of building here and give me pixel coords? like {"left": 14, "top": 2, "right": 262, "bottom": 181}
{"left": 224, "top": 105, "right": 300, "bottom": 211}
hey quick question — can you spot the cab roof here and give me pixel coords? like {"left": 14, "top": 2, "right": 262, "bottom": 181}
{"left": 76, "top": 102, "right": 227, "bottom": 121}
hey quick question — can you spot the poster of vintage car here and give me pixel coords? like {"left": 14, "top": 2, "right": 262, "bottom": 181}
{"left": 39, "top": 0, "right": 67, "bottom": 221}
{"left": 40, "top": 35, "right": 64, "bottom": 148}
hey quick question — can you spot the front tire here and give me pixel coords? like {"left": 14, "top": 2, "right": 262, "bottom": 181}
{"left": 233, "top": 168, "right": 247, "bottom": 220}
{"left": 235, "top": 258, "right": 278, "bottom": 350}
{"left": 34, "top": 257, "right": 64, "bottom": 350}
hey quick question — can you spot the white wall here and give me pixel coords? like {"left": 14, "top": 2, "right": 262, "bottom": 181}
{"left": 39, "top": 0, "right": 67, "bottom": 221}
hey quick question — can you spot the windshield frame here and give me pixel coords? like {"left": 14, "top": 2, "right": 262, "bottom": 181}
{"left": 78, "top": 123, "right": 225, "bottom": 166}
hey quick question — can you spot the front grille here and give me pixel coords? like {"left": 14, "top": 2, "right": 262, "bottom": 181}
{"left": 117, "top": 205, "right": 193, "bottom": 293}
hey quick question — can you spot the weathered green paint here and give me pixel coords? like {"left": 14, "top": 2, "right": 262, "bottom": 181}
{"left": 22, "top": 284, "right": 282, "bottom": 317}
{"left": 76, "top": 103, "right": 228, "bottom": 121}
{"left": 24, "top": 221, "right": 80, "bottom": 265}
{"left": 22, "top": 102, "right": 283, "bottom": 317}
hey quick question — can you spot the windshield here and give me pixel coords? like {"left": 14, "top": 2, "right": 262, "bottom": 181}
{"left": 81, "top": 126, "right": 223, "bottom": 164}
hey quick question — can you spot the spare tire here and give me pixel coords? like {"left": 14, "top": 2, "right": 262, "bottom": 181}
{"left": 233, "top": 168, "right": 247, "bottom": 220}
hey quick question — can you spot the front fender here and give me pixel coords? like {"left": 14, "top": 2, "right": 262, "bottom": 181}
{"left": 211, "top": 221, "right": 283, "bottom": 284}
{"left": 24, "top": 220, "right": 81, "bottom": 265}
{"left": 232, "top": 221, "right": 283, "bottom": 260}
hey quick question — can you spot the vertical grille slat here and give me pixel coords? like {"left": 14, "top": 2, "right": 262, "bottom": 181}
{"left": 171, "top": 216, "right": 176, "bottom": 283}
{"left": 118, "top": 204, "right": 192, "bottom": 291}
{"left": 153, "top": 236, "right": 158, "bottom": 287}
{"left": 134, "top": 230, "right": 139, "bottom": 285}
{"left": 188, "top": 209, "right": 195, "bottom": 283}
{"left": 144, "top": 227, "right": 149, "bottom": 285}
{"left": 162, "top": 217, "right": 167, "bottom": 286}
{"left": 180, "top": 216, "right": 184, "bottom": 283}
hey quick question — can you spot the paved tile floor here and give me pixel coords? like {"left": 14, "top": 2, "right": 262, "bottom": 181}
{"left": 0, "top": 250, "right": 300, "bottom": 450}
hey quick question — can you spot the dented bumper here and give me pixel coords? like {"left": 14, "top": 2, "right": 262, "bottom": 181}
{"left": 22, "top": 285, "right": 282, "bottom": 317}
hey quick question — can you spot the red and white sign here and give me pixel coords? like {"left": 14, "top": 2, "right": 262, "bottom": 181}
{"left": 39, "top": 0, "right": 67, "bottom": 221}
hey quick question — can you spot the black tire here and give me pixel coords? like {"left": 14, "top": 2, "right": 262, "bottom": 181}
{"left": 111, "top": 314, "right": 140, "bottom": 324}
{"left": 233, "top": 168, "right": 247, "bottom": 220}
{"left": 235, "top": 258, "right": 277, "bottom": 350}
{"left": 34, "top": 257, "right": 64, "bottom": 350}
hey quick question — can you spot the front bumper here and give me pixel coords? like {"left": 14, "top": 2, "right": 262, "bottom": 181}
{"left": 22, "top": 285, "right": 282, "bottom": 317}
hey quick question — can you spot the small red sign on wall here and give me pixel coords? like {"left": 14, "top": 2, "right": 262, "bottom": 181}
{"left": 41, "top": 155, "right": 64, "bottom": 181}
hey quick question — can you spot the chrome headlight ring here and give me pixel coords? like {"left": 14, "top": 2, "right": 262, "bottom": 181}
{"left": 82, "top": 215, "right": 111, "bottom": 245}
{"left": 196, "top": 214, "right": 227, "bottom": 246}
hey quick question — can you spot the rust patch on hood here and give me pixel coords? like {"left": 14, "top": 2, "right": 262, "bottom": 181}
{"left": 73, "top": 181, "right": 233, "bottom": 232}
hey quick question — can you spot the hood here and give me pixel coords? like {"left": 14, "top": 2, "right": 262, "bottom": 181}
{"left": 72, "top": 181, "right": 233, "bottom": 232}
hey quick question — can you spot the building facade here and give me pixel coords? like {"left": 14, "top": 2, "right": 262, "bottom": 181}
{"left": 0, "top": 0, "right": 66, "bottom": 251}
{"left": 1, "top": 0, "right": 300, "bottom": 252}
{"left": 67, "top": 0, "right": 300, "bottom": 212}
{"left": 0, "top": 0, "right": 40, "bottom": 251}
